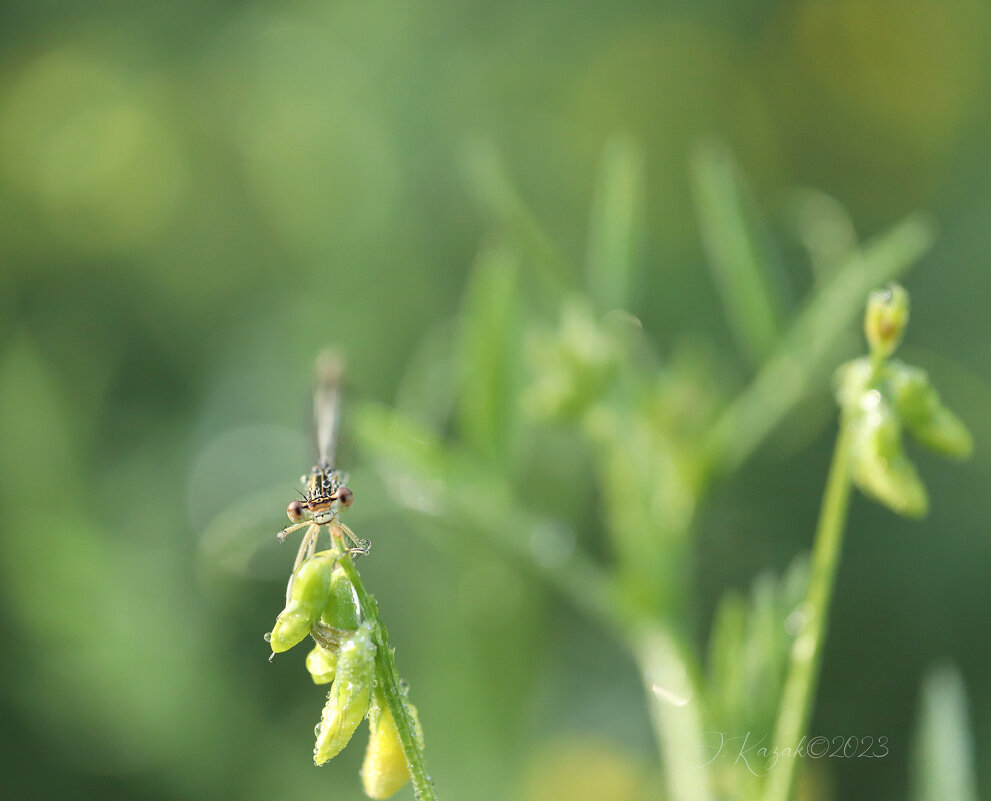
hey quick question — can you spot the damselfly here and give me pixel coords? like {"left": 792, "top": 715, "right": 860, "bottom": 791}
{"left": 278, "top": 351, "right": 370, "bottom": 603}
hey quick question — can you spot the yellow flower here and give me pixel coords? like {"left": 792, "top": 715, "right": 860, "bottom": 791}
{"left": 361, "top": 693, "right": 423, "bottom": 799}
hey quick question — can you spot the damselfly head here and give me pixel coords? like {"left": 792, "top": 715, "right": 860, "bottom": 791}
{"left": 291, "top": 463, "right": 354, "bottom": 525}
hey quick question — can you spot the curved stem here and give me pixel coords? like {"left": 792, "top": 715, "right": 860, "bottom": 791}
{"left": 763, "top": 422, "right": 854, "bottom": 801}
{"left": 333, "top": 531, "right": 437, "bottom": 801}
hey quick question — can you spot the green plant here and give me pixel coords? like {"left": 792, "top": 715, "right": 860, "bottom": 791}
{"left": 267, "top": 528, "right": 434, "bottom": 800}
{"left": 281, "top": 139, "right": 970, "bottom": 800}
{"left": 764, "top": 283, "right": 972, "bottom": 801}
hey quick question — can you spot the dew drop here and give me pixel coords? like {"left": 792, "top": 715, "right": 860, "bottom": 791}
{"left": 263, "top": 631, "right": 272, "bottom": 642}
{"left": 314, "top": 723, "right": 323, "bottom": 736}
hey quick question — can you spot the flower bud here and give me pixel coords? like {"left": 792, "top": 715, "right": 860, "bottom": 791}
{"left": 306, "top": 644, "right": 338, "bottom": 685}
{"left": 525, "top": 300, "right": 621, "bottom": 422}
{"left": 887, "top": 361, "right": 974, "bottom": 459}
{"left": 361, "top": 693, "right": 421, "bottom": 799}
{"left": 314, "top": 621, "right": 375, "bottom": 765}
{"left": 270, "top": 552, "right": 336, "bottom": 653}
{"left": 848, "top": 389, "right": 928, "bottom": 517}
{"left": 864, "top": 283, "right": 909, "bottom": 360}
{"left": 322, "top": 564, "right": 360, "bottom": 630}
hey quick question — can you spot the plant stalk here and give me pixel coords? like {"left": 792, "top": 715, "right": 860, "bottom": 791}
{"left": 635, "top": 627, "right": 712, "bottom": 801}
{"left": 335, "top": 542, "right": 437, "bottom": 801}
{"left": 763, "top": 421, "right": 854, "bottom": 801}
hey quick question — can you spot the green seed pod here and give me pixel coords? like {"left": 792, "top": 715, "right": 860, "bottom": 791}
{"left": 864, "top": 283, "right": 909, "bottom": 360}
{"left": 322, "top": 564, "right": 360, "bottom": 631}
{"left": 306, "top": 644, "right": 338, "bottom": 685}
{"left": 887, "top": 361, "right": 974, "bottom": 459}
{"left": 314, "top": 621, "right": 375, "bottom": 765}
{"left": 270, "top": 552, "right": 335, "bottom": 653}
{"left": 848, "top": 389, "right": 928, "bottom": 518}
{"left": 361, "top": 693, "right": 416, "bottom": 799}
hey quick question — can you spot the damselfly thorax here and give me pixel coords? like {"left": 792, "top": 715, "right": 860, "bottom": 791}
{"left": 285, "top": 463, "right": 354, "bottom": 528}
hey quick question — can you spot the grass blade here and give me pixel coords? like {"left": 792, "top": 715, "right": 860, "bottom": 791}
{"left": 457, "top": 243, "right": 520, "bottom": 466}
{"left": 587, "top": 135, "right": 644, "bottom": 313}
{"left": 691, "top": 140, "right": 786, "bottom": 366}
{"left": 707, "top": 213, "right": 935, "bottom": 472}
{"left": 461, "top": 140, "right": 572, "bottom": 293}
{"left": 912, "top": 665, "right": 979, "bottom": 801}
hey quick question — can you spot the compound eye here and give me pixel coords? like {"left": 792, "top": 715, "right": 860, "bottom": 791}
{"left": 335, "top": 486, "right": 354, "bottom": 509}
{"left": 287, "top": 500, "right": 305, "bottom": 522}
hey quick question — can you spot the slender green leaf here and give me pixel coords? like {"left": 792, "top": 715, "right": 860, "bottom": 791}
{"left": 461, "top": 140, "right": 572, "bottom": 293}
{"left": 457, "top": 243, "right": 520, "bottom": 466}
{"left": 912, "top": 665, "right": 979, "bottom": 801}
{"left": 705, "top": 558, "right": 808, "bottom": 741}
{"left": 393, "top": 318, "right": 459, "bottom": 434}
{"left": 707, "top": 213, "right": 935, "bottom": 472}
{"left": 692, "top": 140, "right": 786, "bottom": 366}
{"left": 587, "top": 135, "right": 644, "bottom": 313}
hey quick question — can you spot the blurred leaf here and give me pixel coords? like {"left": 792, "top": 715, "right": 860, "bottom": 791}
{"left": 457, "top": 243, "right": 521, "bottom": 466}
{"left": 707, "top": 213, "right": 935, "bottom": 471}
{"left": 704, "top": 559, "right": 808, "bottom": 799}
{"left": 353, "top": 404, "right": 625, "bottom": 637}
{"left": 587, "top": 136, "right": 644, "bottom": 313}
{"left": 393, "top": 319, "right": 459, "bottom": 434}
{"left": 705, "top": 558, "right": 808, "bottom": 739}
{"left": 461, "top": 140, "right": 572, "bottom": 294}
{"left": 706, "top": 592, "right": 747, "bottom": 731}
{"left": 786, "top": 188, "right": 858, "bottom": 283}
{"left": 691, "top": 140, "right": 786, "bottom": 366}
{"left": 911, "top": 665, "right": 979, "bottom": 801}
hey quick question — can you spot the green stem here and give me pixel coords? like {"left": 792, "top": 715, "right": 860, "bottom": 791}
{"left": 336, "top": 546, "right": 437, "bottom": 801}
{"left": 763, "top": 422, "right": 854, "bottom": 801}
{"left": 635, "top": 627, "right": 712, "bottom": 801}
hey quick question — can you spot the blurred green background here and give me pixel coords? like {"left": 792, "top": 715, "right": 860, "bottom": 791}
{"left": 1, "top": 1, "right": 989, "bottom": 800}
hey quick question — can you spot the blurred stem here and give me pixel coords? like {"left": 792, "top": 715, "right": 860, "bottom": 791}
{"left": 334, "top": 539, "right": 437, "bottom": 801}
{"left": 635, "top": 628, "right": 712, "bottom": 801}
{"left": 763, "top": 422, "right": 854, "bottom": 801}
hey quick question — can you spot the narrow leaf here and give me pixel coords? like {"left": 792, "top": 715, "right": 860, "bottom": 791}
{"left": 707, "top": 214, "right": 935, "bottom": 472}
{"left": 461, "top": 140, "right": 572, "bottom": 293}
{"left": 457, "top": 244, "right": 520, "bottom": 466}
{"left": 692, "top": 140, "right": 786, "bottom": 366}
{"left": 587, "top": 135, "right": 644, "bottom": 313}
{"left": 912, "top": 665, "right": 979, "bottom": 801}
